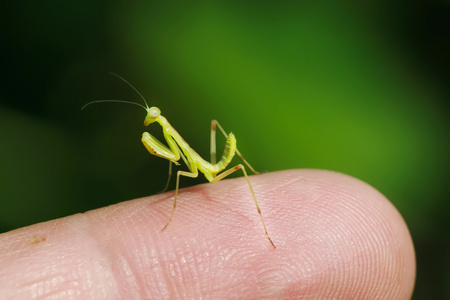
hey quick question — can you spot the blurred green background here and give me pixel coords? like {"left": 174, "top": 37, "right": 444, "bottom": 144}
{"left": 0, "top": 1, "right": 448, "bottom": 298}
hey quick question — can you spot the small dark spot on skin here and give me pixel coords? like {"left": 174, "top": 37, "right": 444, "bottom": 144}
{"left": 29, "top": 235, "right": 46, "bottom": 245}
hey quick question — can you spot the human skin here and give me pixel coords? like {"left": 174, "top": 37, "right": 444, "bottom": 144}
{"left": 0, "top": 169, "right": 415, "bottom": 299}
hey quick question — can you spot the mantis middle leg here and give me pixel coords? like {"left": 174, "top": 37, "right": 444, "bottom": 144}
{"left": 160, "top": 162, "right": 173, "bottom": 193}
{"left": 162, "top": 168, "right": 198, "bottom": 231}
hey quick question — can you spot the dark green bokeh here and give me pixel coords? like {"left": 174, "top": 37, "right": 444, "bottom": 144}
{"left": 0, "top": 2, "right": 448, "bottom": 298}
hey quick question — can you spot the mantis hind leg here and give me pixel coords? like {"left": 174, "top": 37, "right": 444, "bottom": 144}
{"left": 210, "top": 120, "right": 259, "bottom": 174}
{"left": 162, "top": 169, "right": 199, "bottom": 231}
{"left": 211, "top": 164, "right": 275, "bottom": 248}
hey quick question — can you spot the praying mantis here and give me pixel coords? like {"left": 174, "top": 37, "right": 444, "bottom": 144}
{"left": 82, "top": 74, "right": 276, "bottom": 248}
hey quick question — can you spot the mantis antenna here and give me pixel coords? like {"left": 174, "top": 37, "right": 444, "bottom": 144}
{"left": 81, "top": 73, "right": 150, "bottom": 111}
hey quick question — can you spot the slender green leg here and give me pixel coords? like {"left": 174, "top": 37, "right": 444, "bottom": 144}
{"left": 210, "top": 120, "right": 217, "bottom": 164}
{"left": 162, "top": 169, "right": 199, "bottom": 231}
{"left": 160, "top": 162, "right": 172, "bottom": 193}
{"left": 211, "top": 120, "right": 259, "bottom": 174}
{"left": 211, "top": 164, "right": 275, "bottom": 248}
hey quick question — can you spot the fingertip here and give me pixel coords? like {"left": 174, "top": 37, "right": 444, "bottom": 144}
{"left": 254, "top": 169, "right": 416, "bottom": 299}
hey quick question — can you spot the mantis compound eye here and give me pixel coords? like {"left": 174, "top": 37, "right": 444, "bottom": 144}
{"left": 149, "top": 107, "right": 161, "bottom": 118}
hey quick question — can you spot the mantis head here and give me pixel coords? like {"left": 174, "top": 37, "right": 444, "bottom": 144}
{"left": 144, "top": 107, "right": 161, "bottom": 126}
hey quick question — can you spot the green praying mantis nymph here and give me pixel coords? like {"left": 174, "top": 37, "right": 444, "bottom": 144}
{"left": 82, "top": 74, "right": 276, "bottom": 248}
